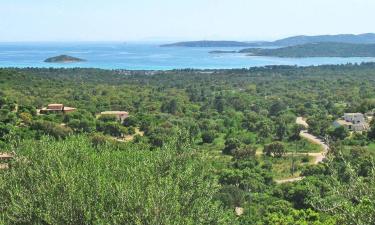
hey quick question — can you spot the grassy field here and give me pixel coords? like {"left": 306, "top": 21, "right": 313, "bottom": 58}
{"left": 196, "top": 134, "right": 318, "bottom": 179}
{"left": 285, "top": 139, "right": 322, "bottom": 153}
{"left": 261, "top": 154, "right": 313, "bottom": 179}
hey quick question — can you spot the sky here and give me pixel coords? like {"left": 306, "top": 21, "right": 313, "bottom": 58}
{"left": 0, "top": 0, "right": 374, "bottom": 42}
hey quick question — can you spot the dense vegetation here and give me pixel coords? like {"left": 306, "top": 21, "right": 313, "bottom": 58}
{"left": 1, "top": 63, "right": 375, "bottom": 224}
{"left": 240, "top": 42, "right": 375, "bottom": 57}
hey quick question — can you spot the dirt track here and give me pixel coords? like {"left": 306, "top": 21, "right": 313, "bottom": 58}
{"left": 275, "top": 117, "right": 329, "bottom": 184}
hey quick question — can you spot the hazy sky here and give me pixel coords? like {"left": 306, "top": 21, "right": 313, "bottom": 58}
{"left": 0, "top": 0, "right": 374, "bottom": 42}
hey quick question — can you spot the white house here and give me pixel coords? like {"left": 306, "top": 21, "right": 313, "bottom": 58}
{"left": 333, "top": 113, "right": 369, "bottom": 132}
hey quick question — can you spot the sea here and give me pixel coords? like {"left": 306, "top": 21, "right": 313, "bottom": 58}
{"left": 1, "top": 42, "right": 375, "bottom": 70}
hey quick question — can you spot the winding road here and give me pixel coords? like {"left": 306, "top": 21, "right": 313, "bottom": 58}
{"left": 275, "top": 117, "right": 329, "bottom": 184}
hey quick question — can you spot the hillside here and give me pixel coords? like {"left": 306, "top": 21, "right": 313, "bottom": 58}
{"left": 239, "top": 42, "right": 375, "bottom": 57}
{"left": 44, "top": 55, "right": 85, "bottom": 63}
{"left": 162, "top": 33, "right": 375, "bottom": 48}
{"left": 272, "top": 33, "right": 375, "bottom": 46}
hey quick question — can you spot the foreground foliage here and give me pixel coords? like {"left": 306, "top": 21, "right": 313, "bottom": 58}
{"left": 0, "top": 136, "right": 233, "bottom": 224}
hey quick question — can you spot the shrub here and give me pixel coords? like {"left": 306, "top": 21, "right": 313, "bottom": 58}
{"left": 263, "top": 142, "right": 285, "bottom": 158}
{"left": 201, "top": 131, "right": 216, "bottom": 143}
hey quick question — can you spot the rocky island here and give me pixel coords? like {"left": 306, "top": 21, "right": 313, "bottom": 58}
{"left": 44, "top": 55, "right": 85, "bottom": 63}
{"left": 209, "top": 50, "right": 237, "bottom": 54}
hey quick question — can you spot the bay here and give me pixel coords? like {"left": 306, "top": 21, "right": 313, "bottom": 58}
{"left": 0, "top": 42, "right": 374, "bottom": 70}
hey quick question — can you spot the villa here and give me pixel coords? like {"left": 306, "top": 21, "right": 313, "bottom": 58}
{"left": 333, "top": 113, "right": 370, "bottom": 132}
{"left": 100, "top": 111, "right": 129, "bottom": 123}
{"left": 39, "top": 104, "right": 76, "bottom": 114}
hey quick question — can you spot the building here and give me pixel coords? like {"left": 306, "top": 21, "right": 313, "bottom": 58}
{"left": 39, "top": 104, "right": 76, "bottom": 114}
{"left": 100, "top": 111, "right": 129, "bottom": 123}
{"left": 343, "top": 113, "right": 366, "bottom": 124}
{"left": 333, "top": 113, "right": 369, "bottom": 132}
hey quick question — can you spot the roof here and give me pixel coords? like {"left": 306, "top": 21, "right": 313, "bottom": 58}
{"left": 335, "top": 119, "right": 353, "bottom": 126}
{"left": 352, "top": 123, "right": 370, "bottom": 131}
{"left": 344, "top": 113, "right": 364, "bottom": 117}
{"left": 63, "top": 107, "right": 76, "bottom": 111}
{"left": 101, "top": 111, "right": 129, "bottom": 115}
{"left": 48, "top": 103, "right": 63, "bottom": 107}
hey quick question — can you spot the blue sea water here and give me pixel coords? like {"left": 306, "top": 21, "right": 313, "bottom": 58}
{"left": 0, "top": 42, "right": 375, "bottom": 70}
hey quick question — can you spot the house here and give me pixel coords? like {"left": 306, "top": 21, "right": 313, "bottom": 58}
{"left": 333, "top": 113, "right": 370, "bottom": 132}
{"left": 39, "top": 104, "right": 76, "bottom": 114}
{"left": 100, "top": 111, "right": 129, "bottom": 123}
{"left": 343, "top": 113, "right": 366, "bottom": 124}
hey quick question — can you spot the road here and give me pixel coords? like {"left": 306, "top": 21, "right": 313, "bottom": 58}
{"left": 275, "top": 117, "right": 329, "bottom": 184}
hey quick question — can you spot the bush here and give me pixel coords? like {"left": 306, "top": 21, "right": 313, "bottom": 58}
{"left": 263, "top": 142, "right": 285, "bottom": 158}
{"left": 232, "top": 145, "right": 257, "bottom": 160}
{"left": 201, "top": 131, "right": 216, "bottom": 143}
{"left": 222, "top": 138, "right": 242, "bottom": 155}
{"left": 123, "top": 116, "right": 138, "bottom": 127}
{"left": 31, "top": 120, "right": 72, "bottom": 139}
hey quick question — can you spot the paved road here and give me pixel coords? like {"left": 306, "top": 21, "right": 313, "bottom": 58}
{"left": 275, "top": 117, "right": 329, "bottom": 184}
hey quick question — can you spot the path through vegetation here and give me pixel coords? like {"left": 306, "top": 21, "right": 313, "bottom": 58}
{"left": 275, "top": 117, "right": 329, "bottom": 184}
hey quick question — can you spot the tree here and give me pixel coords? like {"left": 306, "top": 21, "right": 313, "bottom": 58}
{"left": 232, "top": 145, "right": 257, "bottom": 160}
{"left": 223, "top": 138, "right": 242, "bottom": 155}
{"left": 161, "top": 99, "right": 180, "bottom": 114}
{"left": 263, "top": 142, "right": 285, "bottom": 158}
{"left": 123, "top": 116, "right": 138, "bottom": 127}
{"left": 275, "top": 117, "right": 288, "bottom": 141}
{"left": 201, "top": 131, "right": 216, "bottom": 144}
{"left": 256, "top": 119, "right": 274, "bottom": 141}
{"left": 290, "top": 124, "right": 305, "bottom": 141}
{"left": 31, "top": 120, "right": 72, "bottom": 139}
{"left": 269, "top": 100, "right": 286, "bottom": 116}
{"left": 329, "top": 126, "right": 349, "bottom": 140}
{"left": 214, "top": 96, "right": 225, "bottom": 113}
{"left": 368, "top": 121, "right": 375, "bottom": 140}
{"left": 19, "top": 112, "right": 32, "bottom": 124}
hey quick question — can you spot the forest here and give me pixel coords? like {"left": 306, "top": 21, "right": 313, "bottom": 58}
{"left": 1, "top": 63, "right": 375, "bottom": 224}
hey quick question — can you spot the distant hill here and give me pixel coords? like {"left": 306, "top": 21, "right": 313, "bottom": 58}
{"left": 239, "top": 42, "right": 375, "bottom": 58}
{"left": 160, "top": 41, "right": 257, "bottom": 47}
{"left": 271, "top": 33, "right": 375, "bottom": 46}
{"left": 162, "top": 33, "right": 375, "bottom": 48}
{"left": 44, "top": 55, "right": 85, "bottom": 63}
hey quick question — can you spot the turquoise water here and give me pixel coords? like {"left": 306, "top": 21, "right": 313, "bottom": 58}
{"left": 1, "top": 42, "right": 375, "bottom": 70}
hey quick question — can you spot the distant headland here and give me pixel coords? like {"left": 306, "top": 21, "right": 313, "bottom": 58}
{"left": 44, "top": 55, "right": 85, "bottom": 63}
{"left": 239, "top": 42, "right": 375, "bottom": 58}
{"left": 161, "top": 33, "right": 375, "bottom": 48}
